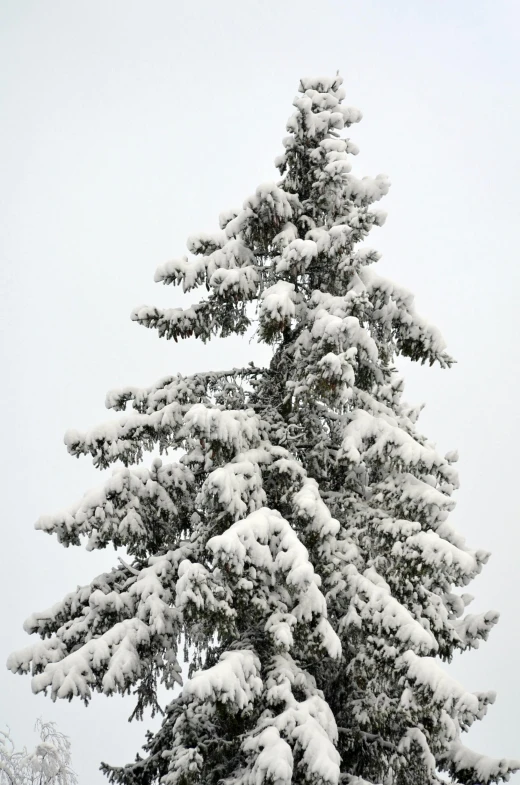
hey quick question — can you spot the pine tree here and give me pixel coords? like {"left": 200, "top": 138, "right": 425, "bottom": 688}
{"left": 8, "top": 75, "right": 519, "bottom": 785}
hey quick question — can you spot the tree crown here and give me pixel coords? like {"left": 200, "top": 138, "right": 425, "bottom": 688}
{"left": 8, "top": 74, "right": 519, "bottom": 785}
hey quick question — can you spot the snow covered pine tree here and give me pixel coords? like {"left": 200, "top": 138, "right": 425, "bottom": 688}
{"left": 8, "top": 75, "right": 519, "bottom": 785}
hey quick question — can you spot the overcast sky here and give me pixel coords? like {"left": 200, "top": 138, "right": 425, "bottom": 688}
{"left": 1, "top": 1, "right": 519, "bottom": 782}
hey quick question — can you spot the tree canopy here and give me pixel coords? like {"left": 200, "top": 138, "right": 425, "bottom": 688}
{"left": 8, "top": 74, "right": 519, "bottom": 785}
{"left": 0, "top": 719, "right": 77, "bottom": 785}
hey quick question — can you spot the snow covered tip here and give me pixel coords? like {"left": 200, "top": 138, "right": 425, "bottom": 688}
{"left": 299, "top": 74, "right": 346, "bottom": 99}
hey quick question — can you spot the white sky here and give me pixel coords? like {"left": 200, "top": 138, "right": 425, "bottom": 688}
{"left": 1, "top": 1, "right": 519, "bottom": 782}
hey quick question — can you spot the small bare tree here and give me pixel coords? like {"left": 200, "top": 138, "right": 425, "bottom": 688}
{"left": 0, "top": 719, "right": 78, "bottom": 785}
